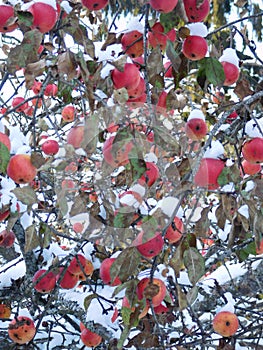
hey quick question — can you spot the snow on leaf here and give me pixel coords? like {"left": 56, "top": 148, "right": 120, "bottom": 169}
{"left": 183, "top": 247, "right": 205, "bottom": 285}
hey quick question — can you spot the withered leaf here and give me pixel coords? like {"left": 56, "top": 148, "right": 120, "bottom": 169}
{"left": 234, "top": 78, "right": 254, "bottom": 99}
{"left": 101, "top": 32, "right": 120, "bottom": 51}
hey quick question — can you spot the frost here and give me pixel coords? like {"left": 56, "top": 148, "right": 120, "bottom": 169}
{"left": 123, "top": 17, "right": 144, "bottom": 33}
{"left": 188, "top": 109, "right": 206, "bottom": 121}
{"left": 219, "top": 48, "right": 239, "bottom": 67}
{"left": 60, "top": 0, "right": 72, "bottom": 13}
{"left": 244, "top": 180, "right": 255, "bottom": 192}
{"left": 188, "top": 22, "right": 208, "bottom": 37}
{"left": 238, "top": 204, "right": 249, "bottom": 219}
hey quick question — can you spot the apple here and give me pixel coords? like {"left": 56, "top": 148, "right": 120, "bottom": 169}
{"left": 164, "top": 61, "right": 173, "bottom": 78}
{"left": 78, "top": 259, "right": 94, "bottom": 281}
{"left": 0, "top": 303, "right": 11, "bottom": 319}
{"left": 153, "top": 304, "right": 169, "bottom": 314}
{"left": 132, "top": 231, "right": 164, "bottom": 258}
{"left": 183, "top": 0, "right": 210, "bottom": 22}
{"left": 111, "top": 63, "right": 141, "bottom": 90}
{"left": 157, "top": 91, "right": 168, "bottom": 111}
{"left": 61, "top": 105, "right": 75, "bottom": 122}
{"left": 12, "top": 97, "right": 28, "bottom": 112}
{"left": 242, "top": 137, "right": 263, "bottom": 163}
{"left": 44, "top": 84, "right": 58, "bottom": 97}
{"left": 81, "top": 327, "right": 102, "bottom": 347}
{"left": 165, "top": 216, "right": 184, "bottom": 244}
{"left": 194, "top": 158, "right": 225, "bottom": 190}
{"left": 31, "top": 80, "right": 42, "bottom": 94}
{"left": 212, "top": 311, "right": 239, "bottom": 337}
{"left": 32, "top": 269, "right": 56, "bottom": 293}
{"left": 149, "top": 0, "right": 178, "bottom": 13}
{"left": 226, "top": 110, "right": 238, "bottom": 124}
{"left": 132, "top": 56, "right": 144, "bottom": 69}
{"left": 72, "top": 222, "right": 84, "bottom": 233}
{"left": 0, "top": 5, "right": 18, "bottom": 33}
{"left": 136, "top": 277, "right": 166, "bottom": 307}
{"left": 81, "top": 0, "right": 108, "bottom": 11}
{"left": 103, "top": 135, "right": 134, "bottom": 167}
{"left": 127, "top": 77, "right": 146, "bottom": 100}
{"left": 58, "top": 268, "right": 79, "bottom": 289}
{"left": 7, "top": 154, "right": 37, "bottom": 184}
{"left": 28, "top": 2, "right": 57, "bottom": 33}
{"left": 67, "top": 254, "right": 87, "bottom": 275}
{"left": 221, "top": 61, "right": 239, "bottom": 86}
{"left": 41, "top": 139, "right": 59, "bottom": 155}
{"left": 0, "top": 132, "right": 11, "bottom": 151}
{"left": 99, "top": 257, "right": 122, "bottom": 286}
{"left": 61, "top": 179, "right": 76, "bottom": 191}
{"left": 8, "top": 316, "right": 36, "bottom": 344}
{"left": 182, "top": 35, "right": 208, "bottom": 60}
{"left": 67, "top": 125, "right": 84, "bottom": 148}
{"left": 185, "top": 118, "right": 208, "bottom": 140}
{"left": 240, "top": 159, "right": 261, "bottom": 176}
{"left": 0, "top": 229, "right": 15, "bottom": 248}
{"left": 139, "top": 162, "right": 160, "bottom": 187}
{"left": 148, "top": 22, "right": 167, "bottom": 50}
{"left": 121, "top": 30, "right": 143, "bottom": 58}
{"left": 212, "top": 91, "right": 224, "bottom": 104}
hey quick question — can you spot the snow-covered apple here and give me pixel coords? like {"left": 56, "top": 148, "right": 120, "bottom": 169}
{"left": 185, "top": 118, "right": 208, "bottom": 140}
{"left": 182, "top": 35, "right": 208, "bottom": 60}
{"left": 221, "top": 61, "right": 239, "bottom": 86}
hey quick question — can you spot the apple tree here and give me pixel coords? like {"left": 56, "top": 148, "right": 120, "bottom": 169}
{"left": 0, "top": 0, "right": 263, "bottom": 349}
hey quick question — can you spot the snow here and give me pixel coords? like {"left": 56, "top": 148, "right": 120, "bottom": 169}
{"left": 219, "top": 48, "right": 239, "bottom": 67}
{"left": 154, "top": 196, "right": 184, "bottom": 218}
{"left": 187, "top": 22, "right": 208, "bottom": 37}
{"left": 244, "top": 117, "right": 263, "bottom": 138}
{"left": 187, "top": 109, "right": 206, "bottom": 121}
{"left": 203, "top": 140, "right": 225, "bottom": 159}
{"left": 238, "top": 204, "right": 249, "bottom": 219}
{"left": 21, "top": 0, "right": 57, "bottom": 11}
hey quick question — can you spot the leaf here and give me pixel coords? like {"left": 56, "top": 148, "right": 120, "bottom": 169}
{"left": 152, "top": 125, "right": 179, "bottom": 153}
{"left": 30, "top": 152, "right": 46, "bottom": 169}
{"left": 169, "top": 243, "right": 184, "bottom": 277}
{"left": 128, "top": 146, "right": 147, "bottom": 182}
{"left": 199, "top": 57, "right": 225, "bottom": 86}
{"left": 147, "top": 47, "right": 164, "bottom": 81}
{"left": 24, "top": 59, "right": 46, "bottom": 89}
{"left": 69, "top": 195, "right": 88, "bottom": 217}
{"left": 57, "top": 51, "right": 77, "bottom": 80}
{"left": 166, "top": 40, "right": 181, "bottom": 73}
{"left": 101, "top": 32, "right": 119, "bottom": 51}
{"left": 0, "top": 143, "right": 10, "bottom": 174}
{"left": 7, "top": 29, "right": 43, "bottom": 73}
{"left": 12, "top": 186, "right": 37, "bottom": 206}
{"left": 176, "top": 285, "right": 188, "bottom": 310}
{"left": 110, "top": 247, "right": 141, "bottom": 283}
{"left": 84, "top": 294, "right": 97, "bottom": 311}
{"left": 24, "top": 225, "right": 40, "bottom": 252}
{"left": 113, "top": 206, "right": 137, "bottom": 228}
{"left": 183, "top": 247, "right": 205, "bottom": 285}
{"left": 234, "top": 78, "right": 254, "bottom": 99}
{"left": 17, "top": 10, "right": 33, "bottom": 27}
{"left": 194, "top": 206, "right": 211, "bottom": 237}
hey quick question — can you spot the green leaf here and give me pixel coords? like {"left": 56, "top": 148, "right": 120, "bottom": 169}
{"left": 166, "top": 40, "right": 181, "bottom": 73}
{"left": 128, "top": 147, "right": 146, "bottom": 182}
{"left": 160, "top": 12, "right": 180, "bottom": 32}
{"left": 0, "top": 143, "right": 10, "bottom": 174}
{"left": 140, "top": 216, "right": 158, "bottom": 240}
{"left": 17, "top": 10, "right": 34, "bottom": 27}
{"left": 183, "top": 247, "right": 205, "bottom": 285}
{"left": 113, "top": 206, "right": 137, "bottom": 228}
{"left": 110, "top": 247, "right": 141, "bottom": 283}
{"left": 12, "top": 186, "right": 37, "bottom": 206}
{"left": 84, "top": 294, "right": 97, "bottom": 311}
{"left": 199, "top": 58, "right": 225, "bottom": 87}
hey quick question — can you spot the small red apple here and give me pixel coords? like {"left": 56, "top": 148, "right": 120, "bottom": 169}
{"left": 12, "top": 97, "right": 29, "bottom": 112}
{"left": 212, "top": 311, "right": 239, "bottom": 337}
{"left": 44, "top": 84, "right": 58, "bottom": 97}
{"left": 183, "top": 0, "right": 210, "bottom": 22}
{"left": 149, "top": 0, "right": 178, "bottom": 13}
{"left": 242, "top": 138, "right": 263, "bottom": 163}
{"left": 8, "top": 316, "right": 36, "bottom": 344}
{"left": 28, "top": 2, "right": 57, "bottom": 33}
{"left": 221, "top": 61, "right": 239, "bottom": 86}
{"left": 194, "top": 158, "right": 225, "bottom": 190}
{"left": 61, "top": 105, "right": 76, "bottom": 122}
{"left": 185, "top": 118, "right": 208, "bottom": 140}
{"left": 7, "top": 154, "right": 37, "bottom": 184}
{"left": 136, "top": 277, "right": 166, "bottom": 307}
{"left": 182, "top": 35, "right": 208, "bottom": 61}
{"left": 41, "top": 139, "right": 59, "bottom": 155}
{"left": 121, "top": 30, "right": 143, "bottom": 58}
{"left": 241, "top": 159, "right": 261, "bottom": 176}
{"left": 0, "top": 5, "right": 18, "bottom": 33}
{"left": 99, "top": 257, "right": 122, "bottom": 286}
{"left": 165, "top": 216, "right": 184, "bottom": 244}
{"left": 58, "top": 268, "right": 79, "bottom": 289}
{"left": 67, "top": 254, "right": 87, "bottom": 275}
{"left": 67, "top": 125, "right": 84, "bottom": 148}
{"left": 139, "top": 162, "right": 160, "bottom": 187}
{"left": 80, "top": 327, "right": 102, "bottom": 347}
{"left": 0, "top": 229, "right": 16, "bottom": 248}
{"left": 0, "top": 132, "right": 11, "bottom": 151}
{"left": 81, "top": 0, "right": 108, "bottom": 11}
{"left": 132, "top": 231, "right": 164, "bottom": 258}
{"left": 32, "top": 269, "right": 56, "bottom": 293}
{"left": 111, "top": 63, "right": 141, "bottom": 90}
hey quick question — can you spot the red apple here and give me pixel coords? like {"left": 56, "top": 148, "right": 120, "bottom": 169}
{"left": 102, "top": 135, "right": 134, "bottom": 167}
{"left": 78, "top": 259, "right": 94, "bottom": 280}
{"left": 12, "top": 97, "right": 28, "bottom": 112}
{"left": 61, "top": 105, "right": 75, "bottom": 122}
{"left": 41, "top": 139, "right": 59, "bottom": 155}
{"left": 226, "top": 111, "right": 238, "bottom": 124}
{"left": 136, "top": 277, "right": 166, "bottom": 307}
{"left": 213, "top": 311, "right": 239, "bottom": 337}
{"left": 182, "top": 35, "right": 208, "bottom": 61}
{"left": 72, "top": 222, "right": 84, "bottom": 233}
{"left": 99, "top": 257, "right": 122, "bottom": 286}
{"left": 149, "top": 0, "right": 178, "bottom": 13}
{"left": 67, "top": 125, "right": 84, "bottom": 148}
{"left": 0, "top": 229, "right": 15, "bottom": 248}
{"left": 165, "top": 216, "right": 184, "bottom": 244}
{"left": 139, "top": 162, "right": 160, "bottom": 187}
{"left": 185, "top": 118, "right": 208, "bottom": 140}
{"left": 81, "top": 0, "right": 108, "bottom": 11}
{"left": 242, "top": 138, "right": 263, "bottom": 163}
{"left": 221, "top": 61, "right": 239, "bottom": 86}
{"left": 127, "top": 77, "right": 146, "bottom": 100}
{"left": 81, "top": 327, "right": 102, "bottom": 347}
{"left": 132, "top": 231, "right": 164, "bottom": 258}
{"left": 111, "top": 63, "right": 141, "bottom": 90}
{"left": 194, "top": 158, "right": 225, "bottom": 190}
{"left": 0, "top": 132, "right": 11, "bottom": 151}
{"left": 241, "top": 159, "right": 261, "bottom": 176}
{"left": 28, "top": 2, "right": 57, "bottom": 33}
{"left": 164, "top": 61, "right": 173, "bottom": 78}
{"left": 67, "top": 254, "right": 87, "bottom": 275}
{"left": 31, "top": 80, "right": 42, "bottom": 94}
{"left": 7, "top": 154, "right": 37, "bottom": 184}
{"left": 58, "top": 268, "right": 79, "bottom": 289}
{"left": 44, "top": 83, "right": 58, "bottom": 97}
{"left": 0, "top": 303, "right": 11, "bottom": 319}
{"left": 8, "top": 316, "right": 36, "bottom": 344}
{"left": 32, "top": 269, "right": 56, "bottom": 293}
{"left": 0, "top": 5, "right": 18, "bottom": 33}
{"left": 148, "top": 22, "right": 167, "bottom": 50}
{"left": 121, "top": 30, "right": 143, "bottom": 58}
{"left": 183, "top": 0, "right": 210, "bottom": 22}
{"left": 157, "top": 91, "right": 168, "bottom": 111}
